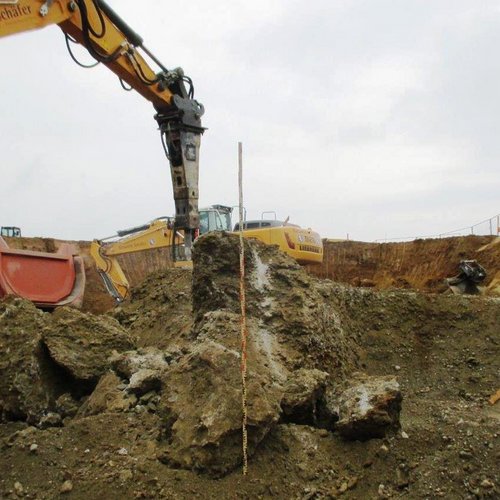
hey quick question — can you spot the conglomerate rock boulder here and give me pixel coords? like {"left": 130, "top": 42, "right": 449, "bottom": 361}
{"left": 192, "top": 232, "right": 360, "bottom": 378}
{"left": 157, "top": 334, "right": 283, "bottom": 475}
{"left": 330, "top": 373, "right": 402, "bottom": 440}
{"left": 0, "top": 297, "right": 134, "bottom": 425}
{"left": 151, "top": 232, "right": 362, "bottom": 475}
{"left": 0, "top": 298, "right": 52, "bottom": 423}
{"left": 42, "top": 307, "right": 134, "bottom": 383}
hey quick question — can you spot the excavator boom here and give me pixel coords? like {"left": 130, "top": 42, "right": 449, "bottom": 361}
{"left": 0, "top": 1, "right": 204, "bottom": 306}
{"left": 0, "top": 0, "right": 204, "bottom": 239}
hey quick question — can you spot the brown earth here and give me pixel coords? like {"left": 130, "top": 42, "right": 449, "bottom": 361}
{"left": 0, "top": 233, "right": 498, "bottom": 499}
{"left": 5, "top": 234, "right": 500, "bottom": 315}
{"left": 308, "top": 235, "right": 500, "bottom": 295}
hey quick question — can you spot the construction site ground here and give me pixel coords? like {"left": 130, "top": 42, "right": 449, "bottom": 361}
{"left": 0, "top": 234, "right": 499, "bottom": 499}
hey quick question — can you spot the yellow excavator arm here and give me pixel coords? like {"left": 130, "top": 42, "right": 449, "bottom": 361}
{"left": 0, "top": 0, "right": 204, "bottom": 255}
{"left": 91, "top": 206, "right": 323, "bottom": 304}
{"left": 90, "top": 218, "right": 185, "bottom": 302}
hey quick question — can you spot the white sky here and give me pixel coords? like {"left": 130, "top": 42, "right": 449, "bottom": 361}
{"left": 0, "top": 0, "right": 499, "bottom": 241}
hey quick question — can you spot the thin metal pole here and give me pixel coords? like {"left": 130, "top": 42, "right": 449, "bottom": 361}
{"left": 238, "top": 142, "right": 248, "bottom": 476}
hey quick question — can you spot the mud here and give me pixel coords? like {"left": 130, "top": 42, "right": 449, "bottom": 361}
{"left": 0, "top": 233, "right": 498, "bottom": 498}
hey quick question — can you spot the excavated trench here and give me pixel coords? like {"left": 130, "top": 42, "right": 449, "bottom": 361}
{"left": 0, "top": 233, "right": 498, "bottom": 498}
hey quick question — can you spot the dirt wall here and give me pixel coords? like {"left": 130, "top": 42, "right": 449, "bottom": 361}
{"left": 308, "top": 235, "right": 500, "bottom": 294}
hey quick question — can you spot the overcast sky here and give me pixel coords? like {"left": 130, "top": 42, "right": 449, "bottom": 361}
{"left": 0, "top": 0, "right": 498, "bottom": 241}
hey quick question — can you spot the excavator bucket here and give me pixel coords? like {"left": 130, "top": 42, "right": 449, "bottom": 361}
{"left": 446, "top": 260, "right": 486, "bottom": 295}
{"left": 0, "top": 237, "right": 85, "bottom": 309}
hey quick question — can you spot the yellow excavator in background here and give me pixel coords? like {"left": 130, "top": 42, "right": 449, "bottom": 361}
{"left": 91, "top": 216, "right": 183, "bottom": 301}
{"left": 0, "top": 0, "right": 204, "bottom": 308}
{"left": 91, "top": 205, "right": 323, "bottom": 302}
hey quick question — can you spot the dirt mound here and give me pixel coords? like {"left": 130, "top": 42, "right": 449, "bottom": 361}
{"left": 112, "top": 267, "right": 193, "bottom": 350}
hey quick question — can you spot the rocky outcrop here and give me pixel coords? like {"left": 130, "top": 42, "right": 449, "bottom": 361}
{"left": 0, "top": 297, "right": 134, "bottom": 425}
{"left": 151, "top": 233, "right": 361, "bottom": 475}
{"left": 42, "top": 307, "right": 134, "bottom": 383}
{"left": 0, "top": 233, "right": 365, "bottom": 474}
{"left": 193, "top": 232, "right": 360, "bottom": 378}
{"left": 330, "top": 373, "right": 402, "bottom": 440}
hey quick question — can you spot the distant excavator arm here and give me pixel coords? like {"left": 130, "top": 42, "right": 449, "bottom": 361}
{"left": 90, "top": 240, "right": 130, "bottom": 303}
{"left": 91, "top": 206, "right": 323, "bottom": 304}
{"left": 0, "top": 0, "right": 204, "bottom": 254}
{"left": 90, "top": 218, "right": 184, "bottom": 302}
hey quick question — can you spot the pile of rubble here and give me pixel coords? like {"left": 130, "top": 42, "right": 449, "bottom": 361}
{"left": 0, "top": 233, "right": 403, "bottom": 477}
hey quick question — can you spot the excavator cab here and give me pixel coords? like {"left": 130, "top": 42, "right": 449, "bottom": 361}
{"left": 1, "top": 226, "right": 21, "bottom": 238}
{"left": 199, "top": 206, "right": 233, "bottom": 235}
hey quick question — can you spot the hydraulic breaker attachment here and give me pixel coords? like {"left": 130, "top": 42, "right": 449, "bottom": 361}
{"left": 0, "top": 237, "right": 85, "bottom": 309}
{"left": 90, "top": 240, "right": 129, "bottom": 303}
{"left": 155, "top": 93, "right": 205, "bottom": 260}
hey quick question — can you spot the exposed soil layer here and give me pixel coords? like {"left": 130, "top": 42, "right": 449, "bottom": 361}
{"left": 309, "top": 235, "right": 500, "bottom": 295}
{"left": 0, "top": 234, "right": 498, "bottom": 498}
{"left": 5, "top": 234, "right": 500, "bottom": 317}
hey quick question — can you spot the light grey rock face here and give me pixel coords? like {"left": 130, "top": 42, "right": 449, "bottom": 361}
{"left": 110, "top": 347, "right": 173, "bottom": 380}
{"left": 127, "top": 369, "right": 162, "bottom": 396}
{"left": 39, "top": 412, "right": 63, "bottom": 428}
{"left": 332, "top": 373, "right": 402, "bottom": 441}
{"left": 76, "top": 349, "right": 170, "bottom": 418}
